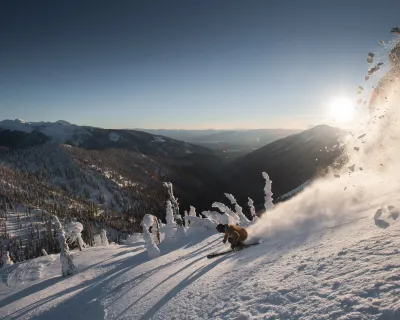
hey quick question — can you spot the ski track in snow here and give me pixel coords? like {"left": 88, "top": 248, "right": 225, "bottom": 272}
{"left": 0, "top": 213, "right": 399, "bottom": 320}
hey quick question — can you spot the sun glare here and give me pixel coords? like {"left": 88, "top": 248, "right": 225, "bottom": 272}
{"left": 328, "top": 97, "right": 356, "bottom": 123}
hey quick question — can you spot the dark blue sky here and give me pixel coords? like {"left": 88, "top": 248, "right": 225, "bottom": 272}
{"left": 1, "top": 0, "right": 399, "bottom": 129}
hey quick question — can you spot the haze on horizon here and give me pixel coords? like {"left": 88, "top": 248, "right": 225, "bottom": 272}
{"left": 1, "top": 0, "right": 399, "bottom": 130}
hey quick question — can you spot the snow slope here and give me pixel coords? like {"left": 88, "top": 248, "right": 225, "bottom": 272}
{"left": 0, "top": 211, "right": 399, "bottom": 320}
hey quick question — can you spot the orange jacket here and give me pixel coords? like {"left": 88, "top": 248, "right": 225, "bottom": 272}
{"left": 223, "top": 224, "right": 248, "bottom": 245}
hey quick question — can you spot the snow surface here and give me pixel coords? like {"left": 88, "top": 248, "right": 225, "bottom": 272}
{"left": 0, "top": 211, "right": 399, "bottom": 319}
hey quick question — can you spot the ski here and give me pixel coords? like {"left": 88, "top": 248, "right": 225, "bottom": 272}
{"left": 207, "top": 249, "right": 233, "bottom": 259}
{"left": 207, "top": 242, "right": 260, "bottom": 259}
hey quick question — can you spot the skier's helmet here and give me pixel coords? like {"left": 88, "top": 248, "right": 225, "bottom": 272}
{"left": 388, "top": 41, "right": 400, "bottom": 67}
{"left": 216, "top": 224, "right": 225, "bottom": 233}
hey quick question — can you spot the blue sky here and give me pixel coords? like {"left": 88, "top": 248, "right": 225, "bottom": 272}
{"left": 0, "top": 0, "right": 399, "bottom": 129}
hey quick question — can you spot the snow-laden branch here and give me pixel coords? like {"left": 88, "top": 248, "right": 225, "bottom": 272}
{"left": 212, "top": 202, "right": 240, "bottom": 224}
{"left": 224, "top": 193, "right": 250, "bottom": 225}
{"left": 202, "top": 210, "right": 230, "bottom": 225}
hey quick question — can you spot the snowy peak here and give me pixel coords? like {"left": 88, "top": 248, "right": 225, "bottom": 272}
{"left": 0, "top": 119, "right": 34, "bottom": 133}
{"left": 0, "top": 119, "right": 212, "bottom": 157}
{"left": 0, "top": 119, "right": 92, "bottom": 146}
{"left": 55, "top": 120, "right": 71, "bottom": 125}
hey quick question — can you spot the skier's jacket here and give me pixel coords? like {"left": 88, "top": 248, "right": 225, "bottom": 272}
{"left": 223, "top": 224, "right": 248, "bottom": 246}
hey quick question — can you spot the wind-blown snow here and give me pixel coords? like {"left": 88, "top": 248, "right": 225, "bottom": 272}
{"left": 248, "top": 89, "right": 400, "bottom": 245}
{"left": 276, "top": 180, "right": 311, "bottom": 202}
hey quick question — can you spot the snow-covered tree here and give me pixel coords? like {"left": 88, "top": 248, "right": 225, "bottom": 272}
{"left": 100, "top": 229, "right": 109, "bottom": 246}
{"left": 2, "top": 251, "right": 13, "bottom": 267}
{"left": 54, "top": 215, "right": 76, "bottom": 277}
{"left": 183, "top": 210, "right": 189, "bottom": 227}
{"left": 184, "top": 205, "right": 197, "bottom": 226}
{"left": 202, "top": 210, "right": 230, "bottom": 225}
{"left": 66, "top": 222, "right": 86, "bottom": 251}
{"left": 185, "top": 216, "right": 216, "bottom": 229}
{"left": 224, "top": 193, "right": 250, "bottom": 225}
{"left": 143, "top": 214, "right": 161, "bottom": 244}
{"left": 163, "top": 181, "right": 179, "bottom": 217}
{"left": 189, "top": 206, "right": 196, "bottom": 217}
{"left": 166, "top": 201, "right": 175, "bottom": 225}
{"left": 248, "top": 197, "right": 256, "bottom": 217}
{"left": 174, "top": 213, "right": 183, "bottom": 226}
{"left": 175, "top": 224, "right": 186, "bottom": 238}
{"left": 165, "top": 200, "right": 176, "bottom": 238}
{"left": 262, "top": 172, "right": 274, "bottom": 212}
{"left": 248, "top": 197, "right": 258, "bottom": 222}
{"left": 212, "top": 202, "right": 240, "bottom": 224}
{"left": 142, "top": 224, "right": 160, "bottom": 259}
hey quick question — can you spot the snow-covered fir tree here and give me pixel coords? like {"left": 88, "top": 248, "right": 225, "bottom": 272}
{"left": 142, "top": 224, "right": 160, "bottom": 258}
{"left": 53, "top": 215, "right": 76, "bottom": 276}
{"left": 212, "top": 202, "right": 240, "bottom": 224}
{"left": 165, "top": 200, "right": 176, "bottom": 238}
{"left": 100, "top": 229, "right": 109, "bottom": 246}
{"left": 224, "top": 193, "right": 250, "bottom": 225}
{"left": 163, "top": 181, "right": 179, "bottom": 217}
{"left": 189, "top": 205, "right": 196, "bottom": 217}
{"left": 184, "top": 205, "right": 197, "bottom": 226}
{"left": 248, "top": 197, "right": 258, "bottom": 222}
{"left": 175, "top": 224, "right": 186, "bottom": 238}
{"left": 67, "top": 222, "right": 86, "bottom": 251}
{"left": 183, "top": 210, "right": 189, "bottom": 227}
{"left": 262, "top": 172, "right": 274, "bottom": 212}
{"left": 142, "top": 214, "right": 161, "bottom": 244}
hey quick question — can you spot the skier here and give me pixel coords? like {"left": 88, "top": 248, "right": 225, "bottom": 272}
{"left": 216, "top": 224, "right": 248, "bottom": 249}
{"left": 369, "top": 41, "right": 400, "bottom": 109}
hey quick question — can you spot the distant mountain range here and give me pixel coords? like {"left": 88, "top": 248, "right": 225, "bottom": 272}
{"left": 0, "top": 119, "right": 211, "bottom": 157}
{"left": 138, "top": 128, "right": 301, "bottom": 160}
{"left": 219, "top": 125, "right": 347, "bottom": 209}
{"left": 0, "top": 119, "right": 347, "bottom": 221}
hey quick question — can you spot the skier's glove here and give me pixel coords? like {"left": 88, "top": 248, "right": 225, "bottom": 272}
{"left": 222, "top": 239, "right": 227, "bottom": 244}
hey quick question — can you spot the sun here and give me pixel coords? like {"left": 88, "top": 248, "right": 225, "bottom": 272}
{"left": 328, "top": 97, "right": 356, "bottom": 123}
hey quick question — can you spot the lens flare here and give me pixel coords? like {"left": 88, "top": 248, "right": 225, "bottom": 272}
{"left": 329, "top": 97, "right": 356, "bottom": 123}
